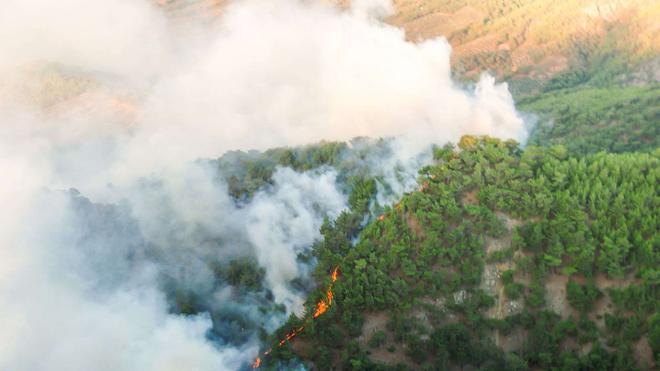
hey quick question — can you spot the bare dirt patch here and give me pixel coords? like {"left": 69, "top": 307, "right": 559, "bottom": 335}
{"left": 496, "top": 211, "right": 524, "bottom": 230}
{"left": 405, "top": 212, "right": 425, "bottom": 238}
{"left": 545, "top": 274, "right": 575, "bottom": 319}
{"left": 358, "top": 312, "right": 413, "bottom": 366}
{"left": 634, "top": 337, "right": 655, "bottom": 369}
{"left": 360, "top": 312, "right": 389, "bottom": 340}
{"left": 590, "top": 274, "right": 642, "bottom": 328}
{"left": 478, "top": 211, "right": 527, "bottom": 350}
{"left": 461, "top": 189, "right": 479, "bottom": 205}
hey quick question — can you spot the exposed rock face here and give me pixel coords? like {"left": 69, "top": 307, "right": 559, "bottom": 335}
{"left": 477, "top": 212, "right": 526, "bottom": 350}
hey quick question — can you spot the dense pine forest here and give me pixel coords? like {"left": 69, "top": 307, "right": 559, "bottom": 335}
{"left": 253, "top": 137, "right": 659, "bottom": 370}
{"left": 521, "top": 85, "right": 659, "bottom": 154}
{"left": 206, "top": 57, "right": 660, "bottom": 367}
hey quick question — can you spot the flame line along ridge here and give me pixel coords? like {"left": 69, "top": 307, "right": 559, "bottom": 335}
{"left": 252, "top": 266, "right": 340, "bottom": 368}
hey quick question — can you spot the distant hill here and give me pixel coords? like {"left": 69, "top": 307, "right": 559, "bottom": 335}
{"left": 15, "top": 1, "right": 657, "bottom": 152}
{"left": 155, "top": 0, "right": 660, "bottom": 95}
{"left": 387, "top": 0, "right": 660, "bottom": 94}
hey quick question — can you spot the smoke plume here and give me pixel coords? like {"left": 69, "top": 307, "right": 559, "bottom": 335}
{"left": 0, "top": 0, "right": 527, "bottom": 369}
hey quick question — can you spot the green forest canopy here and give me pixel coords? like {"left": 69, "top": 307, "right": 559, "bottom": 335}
{"left": 264, "top": 136, "right": 659, "bottom": 370}
{"left": 522, "top": 85, "right": 659, "bottom": 154}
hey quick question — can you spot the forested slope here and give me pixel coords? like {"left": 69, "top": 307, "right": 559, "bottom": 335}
{"left": 522, "top": 85, "right": 659, "bottom": 154}
{"left": 262, "top": 136, "right": 659, "bottom": 370}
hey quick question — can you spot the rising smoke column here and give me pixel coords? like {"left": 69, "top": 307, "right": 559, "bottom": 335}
{"left": 0, "top": 0, "right": 528, "bottom": 370}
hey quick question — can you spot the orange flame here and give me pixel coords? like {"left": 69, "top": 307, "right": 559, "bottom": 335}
{"left": 313, "top": 266, "right": 339, "bottom": 318}
{"left": 331, "top": 266, "right": 339, "bottom": 282}
{"left": 278, "top": 326, "right": 304, "bottom": 346}
{"left": 253, "top": 267, "right": 339, "bottom": 368}
{"left": 313, "top": 300, "right": 329, "bottom": 318}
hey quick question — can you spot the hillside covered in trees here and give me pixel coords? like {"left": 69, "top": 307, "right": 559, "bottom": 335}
{"left": 521, "top": 85, "right": 659, "bottom": 154}
{"left": 259, "top": 137, "right": 659, "bottom": 370}
{"left": 2, "top": 1, "right": 656, "bottom": 370}
{"left": 136, "top": 2, "right": 660, "bottom": 369}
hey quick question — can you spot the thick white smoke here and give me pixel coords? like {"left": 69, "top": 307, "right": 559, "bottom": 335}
{"left": 0, "top": 0, "right": 527, "bottom": 370}
{"left": 245, "top": 168, "right": 346, "bottom": 313}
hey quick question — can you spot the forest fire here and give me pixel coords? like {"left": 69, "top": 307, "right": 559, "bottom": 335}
{"left": 313, "top": 266, "right": 338, "bottom": 318}
{"left": 313, "top": 299, "right": 329, "bottom": 318}
{"left": 278, "top": 326, "right": 305, "bottom": 346}
{"left": 252, "top": 267, "right": 340, "bottom": 368}
{"left": 331, "top": 267, "right": 339, "bottom": 282}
